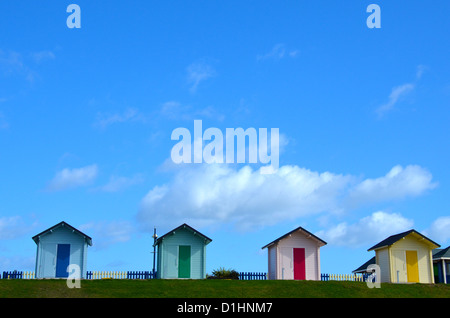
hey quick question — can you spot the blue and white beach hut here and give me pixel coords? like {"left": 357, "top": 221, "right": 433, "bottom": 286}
{"left": 32, "top": 221, "right": 92, "bottom": 278}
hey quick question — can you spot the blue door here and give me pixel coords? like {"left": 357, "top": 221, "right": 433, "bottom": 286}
{"left": 56, "top": 244, "right": 70, "bottom": 278}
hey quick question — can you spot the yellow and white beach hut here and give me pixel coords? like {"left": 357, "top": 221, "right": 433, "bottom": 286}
{"left": 367, "top": 229, "right": 440, "bottom": 283}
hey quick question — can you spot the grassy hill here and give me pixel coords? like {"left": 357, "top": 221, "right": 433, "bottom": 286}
{"left": 0, "top": 279, "right": 449, "bottom": 298}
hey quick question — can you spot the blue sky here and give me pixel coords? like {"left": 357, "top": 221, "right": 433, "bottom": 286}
{"left": 0, "top": 1, "right": 449, "bottom": 275}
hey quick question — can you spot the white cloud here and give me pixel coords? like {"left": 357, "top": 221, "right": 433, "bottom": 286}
{"left": 416, "top": 64, "right": 427, "bottom": 80}
{"left": 0, "top": 50, "right": 24, "bottom": 72}
{"left": 375, "top": 65, "right": 428, "bottom": 117}
{"left": 186, "top": 61, "right": 216, "bottom": 93}
{"left": 97, "top": 174, "right": 144, "bottom": 192}
{"left": 0, "top": 216, "right": 37, "bottom": 240}
{"left": 346, "top": 165, "right": 437, "bottom": 207}
{"left": 376, "top": 83, "right": 415, "bottom": 116}
{"left": 94, "top": 107, "right": 146, "bottom": 129}
{"left": 79, "top": 220, "right": 133, "bottom": 249}
{"left": 257, "top": 43, "right": 299, "bottom": 61}
{"left": 0, "top": 49, "right": 55, "bottom": 82}
{"left": 0, "top": 49, "right": 35, "bottom": 81}
{"left": 139, "top": 164, "right": 351, "bottom": 231}
{"left": 138, "top": 164, "right": 436, "bottom": 232}
{"left": 47, "top": 164, "right": 98, "bottom": 191}
{"left": 0, "top": 216, "right": 26, "bottom": 240}
{"left": 423, "top": 216, "right": 450, "bottom": 244}
{"left": 316, "top": 211, "right": 414, "bottom": 247}
{"left": 30, "top": 50, "right": 55, "bottom": 63}
{"left": 159, "top": 101, "right": 224, "bottom": 121}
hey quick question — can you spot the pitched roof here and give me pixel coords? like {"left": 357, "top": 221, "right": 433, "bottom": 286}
{"left": 154, "top": 223, "right": 212, "bottom": 246}
{"left": 433, "top": 246, "right": 450, "bottom": 260}
{"left": 261, "top": 226, "right": 327, "bottom": 249}
{"left": 32, "top": 221, "right": 92, "bottom": 246}
{"left": 367, "top": 229, "right": 440, "bottom": 251}
{"left": 352, "top": 256, "right": 376, "bottom": 273}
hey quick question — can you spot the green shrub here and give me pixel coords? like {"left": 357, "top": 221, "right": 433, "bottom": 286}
{"left": 209, "top": 267, "right": 239, "bottom": 279}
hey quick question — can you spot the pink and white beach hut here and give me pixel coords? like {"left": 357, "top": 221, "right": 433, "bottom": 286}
{"left": 262, "top": 226, "right": 327, "bottom": 280}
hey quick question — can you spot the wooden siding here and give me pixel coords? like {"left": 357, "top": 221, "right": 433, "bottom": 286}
{"left": 376, "top": 248, "right": 390, "bottom": 283}
{"left": 157, "top": 227, "right": 207, "bottom": 279}
{"left": 35, "top": 225, "right": 88, "bottom": 278}
{"left": 268, "top": 245, "right": 277, "bottom": 280}
{"left": 279, "top": 247, "right": 294, "bottom": 280}
{"left": 389, "top": 235, "right": 434, "bottom": 283}
{"left": 274, "top": 231, "right": 321, "bottom": 280}
{"left": 375, "top": 234, "right": 435, "bottom": 283}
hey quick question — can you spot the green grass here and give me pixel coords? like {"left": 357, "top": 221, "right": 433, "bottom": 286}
{"left": 1, "top": 279, "right": 449, "bottom": 298}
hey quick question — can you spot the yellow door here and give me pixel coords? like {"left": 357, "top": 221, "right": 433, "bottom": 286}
{"left": 405, "top": 250, "right": 419, "bottom": 283}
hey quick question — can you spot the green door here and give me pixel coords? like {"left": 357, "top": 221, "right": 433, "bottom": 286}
{"left": 178, "top": 245, "right": 191, "bottom": 278}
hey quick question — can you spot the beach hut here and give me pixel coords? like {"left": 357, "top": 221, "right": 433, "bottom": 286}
{"left": 352, "top": 256, "right": 376, "bottom": 277}
{"left": 261, "top": 226, "right": 327, "bottom": 280}
{"left": 367, "top": 229, "right": 440, "bottom": 283}
{"left": 32, "top": 221, "right": 92, "bottom": 279}
{"left": 154, "top": 223, "right": 212, "bottom": 279}
{"left": 433, "top": 246, "right": 450, "bottom": 284}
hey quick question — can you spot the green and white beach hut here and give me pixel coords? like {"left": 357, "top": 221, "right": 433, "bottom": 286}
{"left": 32, "top": 221, "right": 92, "bottom": 279}
{"left": 154, "top": 223, "right": 212, "bottom": 279}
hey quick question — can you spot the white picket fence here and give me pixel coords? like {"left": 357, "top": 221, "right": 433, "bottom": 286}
{"left": 87, "top": 271, "right": 129, "bottom": 279}
{"left": 22, "top": 271, "right": 35, "bottom": 279}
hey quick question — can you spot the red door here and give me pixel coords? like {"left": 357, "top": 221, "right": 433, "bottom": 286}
{"left": 293, "top": 248, "right": 306, "bottom": 280}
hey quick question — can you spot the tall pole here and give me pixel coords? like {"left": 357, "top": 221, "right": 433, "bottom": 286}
{"left": 152, "top": 227, "right": 157, "bottom": 277}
